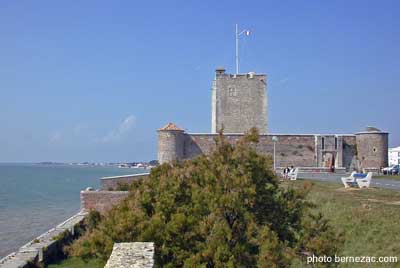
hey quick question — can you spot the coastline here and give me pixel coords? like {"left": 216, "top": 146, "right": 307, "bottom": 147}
{"left": 0, "top": 211, "right": 87, "bottom": 268}
{"left": 0, "top": 164, "right": 147, "bottom": 259}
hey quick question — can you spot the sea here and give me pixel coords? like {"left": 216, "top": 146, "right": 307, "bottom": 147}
{"left": 0, "top": 163, "right": 146, "bottom": 258}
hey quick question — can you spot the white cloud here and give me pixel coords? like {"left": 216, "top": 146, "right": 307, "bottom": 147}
{"left": 49, "top": 131, "right": 62, "bottom": 144}
{"left": 98, "top": 115, "right": 136, "bottom": 143}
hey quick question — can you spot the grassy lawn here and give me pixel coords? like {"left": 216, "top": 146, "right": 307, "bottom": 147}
{"left": 48, "top": 180, "right": 400, "bottom": 268}
{"left": 374, "top": 175, "right": 400, "bottom": 181}
{"left": 47, "top": 257, "right": 105, "bottom": 268}
{"left": 290, "top": 180, "right": 400, "bottom": 268}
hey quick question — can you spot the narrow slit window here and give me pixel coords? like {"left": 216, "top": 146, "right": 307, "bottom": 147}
{"left": 228, "top": 88, "right": 236, "bottom": 97}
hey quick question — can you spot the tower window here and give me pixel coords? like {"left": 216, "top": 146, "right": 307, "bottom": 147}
{"left": 228, "top": 88, "right": 236, "bottom": 97}
{"left": 322, "top": 137, "right": 325, "bottom": 150}
{"left": 335, "top": 137, "right": 338, "bottom": 150}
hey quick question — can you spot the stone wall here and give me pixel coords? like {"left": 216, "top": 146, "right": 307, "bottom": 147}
{"left": 105, "top": 243, "right": 154, "bottom": 268}
{"left": 315, "top": 135, "right": 346, "bottom": 168}
{"left": 158, "top": 130, "right": 185, "bottom": 164}
{"left": 157, "top": 124, "right": 389, "bottom": 171}
{"left": 342, "top": 135, "right": 358, "bottom": 171}
{"left": 211, "top": 69, "right": 267, "bottom": 134}
{"left": 80, "top": 190, "right": 129, "bottom": 214}
{"left": 184, "top": 134, "right": 317, "bottom": 168}
{"left": 356, "top": 131, "right": 389, "bottom": 170}
{"left": 0, "top": 212, "right": 86, "bottom": 268}
{"left": 101, "top": 173, "right": 150, "bottom": 190}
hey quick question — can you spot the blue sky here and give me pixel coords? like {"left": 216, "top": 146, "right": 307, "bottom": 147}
{"left": 0, "top": 0, "right": 399, "bottom": 162}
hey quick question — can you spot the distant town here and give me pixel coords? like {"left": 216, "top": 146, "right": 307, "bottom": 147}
{"left": 36, "top": 160, "right": 159, "bottom": 170}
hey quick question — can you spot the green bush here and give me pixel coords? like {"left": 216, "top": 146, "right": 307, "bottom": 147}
{"left": 68, "top": 128, "right": 342, "bottom": 267}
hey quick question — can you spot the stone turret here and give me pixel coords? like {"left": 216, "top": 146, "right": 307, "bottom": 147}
{"left": 157, "top": 123, "right": 185, "bottom": 164}
{"left": 355, "top": 126, "right": 388, "bottom": 171}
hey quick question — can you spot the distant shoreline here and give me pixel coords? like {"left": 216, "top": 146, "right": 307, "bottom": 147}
{"left": 0, "top": 164, "right": 146, "bottom": 258}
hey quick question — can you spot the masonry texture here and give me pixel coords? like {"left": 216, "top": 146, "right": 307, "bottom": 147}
{"left": 80, "top": 190, "right": 129, "bottom": 214}
{"left": 157, "top": 123, "right": 185, "bottom": 164}
{"left": 0, "top": 212, "right": 86, "bottom": 268}
{"left": 184, "top": 134, "right": 316, "bottom": 167}
{"left": 104, "top": 243, "right": 154, "bottom": 268}
{"left": 157, "top": 68, "right": 389, "bottom": 172}
{"left": 211, "top": 68, "right": 267, "bottom": 133}
{"left": 101, "top": 173, "right": 150, "bottom": 190}
{"left": 159, "top": 127, "right": 388, "bottom": 172}
{"left": 356, "top": 129, "right": 389, "bottom": 170}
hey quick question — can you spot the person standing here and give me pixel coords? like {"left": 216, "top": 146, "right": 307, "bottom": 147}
{"left": 283, "top": 166, "right": 290, "bottom": 180}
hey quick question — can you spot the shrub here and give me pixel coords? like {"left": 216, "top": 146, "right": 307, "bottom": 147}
{"left": 68, "top": 128, "right": 342, "bottom": 267}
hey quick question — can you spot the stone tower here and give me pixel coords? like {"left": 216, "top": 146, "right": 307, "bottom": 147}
{"left": 157, "top": 123, "right": 185, "bottom": 164}
{"left": 355, "top": 126, "right": 389, "bottom": 171}
{"left": 211, "top": 67, "right": 267, "bottom": 134}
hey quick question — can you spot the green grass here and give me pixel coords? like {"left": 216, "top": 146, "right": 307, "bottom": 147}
{"left": 49, "top": 181, "right": 400, "bottom": 268}
{"left": 47, "top": 257, "right": 105, "bottom": 268}
{"left": 290, "top": 180, "right": 400, "bottom": 268}
{"left": 374, "top": 175, "right": 400, "bottom": 181}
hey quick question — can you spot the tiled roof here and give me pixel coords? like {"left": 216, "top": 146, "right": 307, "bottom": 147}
{"left": 158, "top": 123, "right": 183, "bottom": 131}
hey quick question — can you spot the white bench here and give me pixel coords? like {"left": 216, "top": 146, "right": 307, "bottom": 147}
{"left": 341, "top": 171, "right": 357, "bottom": 188}
{"left": 356, "top": 172, "right": 373, "bottom": 188}
{"left": 288, "top": 168, "right": 299, "bottom": 181}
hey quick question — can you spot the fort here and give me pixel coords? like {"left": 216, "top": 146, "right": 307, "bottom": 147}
{"left": 0, "top": 68, "right": 390, "bottom": 268}
{"left": 158, "top": 67, "right": 389, "bottom": 173}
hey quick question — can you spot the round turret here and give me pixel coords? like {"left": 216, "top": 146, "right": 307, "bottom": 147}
{"left": 157, "top": 123, "right": 185, "bottom": 164}
{"left": 355, "top": 126, "right": 388, "bottom": 171}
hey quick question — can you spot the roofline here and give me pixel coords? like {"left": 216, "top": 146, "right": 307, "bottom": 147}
{"left": 157, "top": 129, "right": 184, "bottom": 132}
{"left": 355, "top": 131, "right": 389, "bottom": 135}
{"left": 187, "top": 133, "right": 356, "bottom": 137}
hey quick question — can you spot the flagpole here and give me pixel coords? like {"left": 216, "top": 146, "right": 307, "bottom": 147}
{"left": 236, "top": 24, "right": 250, "bottom": 74}
{"left": 235, "top": 24, "right": 239, "bottom": 74}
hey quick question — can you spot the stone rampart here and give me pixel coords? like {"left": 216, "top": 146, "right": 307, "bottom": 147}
{"left": 101, "top": 173, "right": 150, "bottom": 190}
{"left": 184, "top": 133, "right": 317, "bottom": 168}
{"left": 105, "top": 242, "right": 154, "bottom": 268}
{"left": 80, "top": 190, "right": 129, "bottom": 214}
{"left": 0, "top": 212, "right": 86, "bottom": 268}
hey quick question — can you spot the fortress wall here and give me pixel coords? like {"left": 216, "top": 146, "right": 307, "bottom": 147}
{"left": 342, "top": 135, "right": 358, "bottom": 171}
{"left": 0, "top": 212, "right": 86, "bottom": 268}
{"left": 257, "top": 135, "right": 316, "bottom": 167}
{"left": 101, "top": 173, "right": 150, "bottom": 190}
{"left": 80, "top": 191, "right": 129, "bottom": 214}
{"left": 184, "top": 134, "right": 316, "bottom": 167}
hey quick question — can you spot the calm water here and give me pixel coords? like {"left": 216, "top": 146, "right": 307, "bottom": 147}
{"left": 0, "top": 164, "right": 146, "bottom": 258}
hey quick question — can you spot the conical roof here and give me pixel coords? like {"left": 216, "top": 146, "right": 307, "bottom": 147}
{"left": 158, "top": 122, "right": 184, "bottom": 131}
